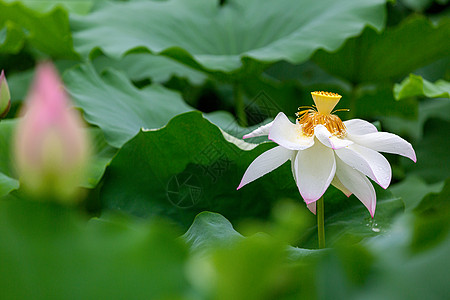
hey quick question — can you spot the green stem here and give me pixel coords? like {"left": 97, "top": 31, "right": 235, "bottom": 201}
{"left": 317, "top": 196, "right": 325, "bottom": 249}
{"left": 233, "top": 83, "right": 247, "bottom": 127}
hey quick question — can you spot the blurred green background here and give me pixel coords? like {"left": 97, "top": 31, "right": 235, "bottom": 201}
{"left": 0, "top": 0, "right": 449, "bottom": 299}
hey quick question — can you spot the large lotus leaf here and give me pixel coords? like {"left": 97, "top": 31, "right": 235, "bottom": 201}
{"left": 0, "top": 199, "right": 189, "bottom": 299}
{"left": 1, "top": 0, "right": 94, "bottom": 14}
{"left": 183, "top": 211, "right": 244, "bottom": 253}
{"left": 183, "top": 210, "right": 324, "bottom": 262}
{"left": 64, "top": 64, "right": 193, "bottom": 148}
{"left": 312, "top": 16, "right": 450, "bottom": 83}
{"left": 93, "top": 53, "right": 207, "bottom": 85}
{"left": 390, "top": 176, "right": 444, "bottom": 211}
{"left": 82, "top": 129, "right": 117, "bottom": 188}
{"left": 0, "top": 1, "right": 78, "bottom": 58}
{"left": 394, "top": 74, "right": 450, "bottom": 100}
{"left": 0, "top": 22, "right": 25, "bottom": 54}
{"left": 71, "top": 0, "right": 388, "bottom": 73}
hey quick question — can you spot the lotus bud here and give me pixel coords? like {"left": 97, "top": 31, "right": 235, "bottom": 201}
{"left": 14, "top": 62, "right": 89, "bottom": 203}
{"left": 0, "top": 70, "right": 11, "bottom": 119}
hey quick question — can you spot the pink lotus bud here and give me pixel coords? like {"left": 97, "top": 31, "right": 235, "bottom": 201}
{"left": 0, "top": 70, "right": 11, "bottom": 118}
{"left": 14, "top": 62, "right": 89, "bottom": 202}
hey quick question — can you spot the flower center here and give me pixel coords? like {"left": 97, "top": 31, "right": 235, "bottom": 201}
{"left": 296, "top": 91, "right": 347, "bottom": 138}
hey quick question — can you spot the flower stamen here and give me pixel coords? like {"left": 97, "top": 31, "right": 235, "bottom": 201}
{"left": 296, "top": 92, "right": 348, "bottom": 138}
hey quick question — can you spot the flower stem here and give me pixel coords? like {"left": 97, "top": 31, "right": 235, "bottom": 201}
{"left": 233, "top": 83, "right": 247, "bottom": 127}
{"left": 317, "top": 196, "right": 325, "bottom": 249}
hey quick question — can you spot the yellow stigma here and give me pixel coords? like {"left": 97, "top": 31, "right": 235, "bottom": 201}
{"left": 296, "top": 91, "right": 347, "bottom": 138}
{"left": 311, "top": 91, "right": 342, "bottom": 115}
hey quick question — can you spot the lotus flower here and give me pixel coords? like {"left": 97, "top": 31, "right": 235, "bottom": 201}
{"left": 14, "top": 62, "right": 89, "bottom": 202}
{"left": 237, "top": 91, "right": 416, "bottom": 217}
{"left": 0, "top": 70, "right": 11, "bottom": 118}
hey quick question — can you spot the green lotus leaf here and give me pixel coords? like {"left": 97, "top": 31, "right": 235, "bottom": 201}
{"left": 92, "top": 53, "right": 207, "bottom": 85}
{"left": 394, "top": 74, "right": 450, "bottom": 100}
{"left": 71, "top": 0, "right": 388, "bottom": 73}
{"left": 1, "top": 0, "right": 94, "bottom": 14}
{"left": 0, "top": 1, "right": 78, "bottom": 58}
{"left": 313, "top": 16, "right": 450, "bottom": 83}
{"left": 64, "top": 64, "right": 193, "bottom": 147}
{"left": 390, "top": 176, "right": 444, "bottom": 211}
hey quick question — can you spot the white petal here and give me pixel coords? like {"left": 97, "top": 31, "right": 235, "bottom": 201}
{"left": 268, "top": 112, "right": 314, "bottom": 150}
{"left": 348, "top": 132, "right": 416, "bottom": 162}
{"left": 290, "top": 151, "right": 298, "bottom": 183}
{"left": 243, "top": 121, "right": 273, "bottom": 139}
{"left": 314, "top": 125, "right": 353, "bottom": 149}
{"left": 344, "top": 119, "right": 378, "bottom": 135}
{"left": 335, "top": 144, "right": 392, "bottom": 189}
{"left": 335, "top": 157, "right": 376, "bottom": 218}
{"left": 307, "top": 202, "right": 316, "bottom": 215}
{"left": 237, "top": 146, "right": 293, "bottom": 189}
{"left": 294, "top": 142, "right": 336, "bottom": 204}
{"left": 331, "top": 176, "right": 352, "bottom": 197}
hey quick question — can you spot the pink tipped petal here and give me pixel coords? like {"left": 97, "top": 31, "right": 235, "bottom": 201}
{"left": 307, "top": 202, "right": 316, "bottom": 215}
{"left": 314, "top": 125, "right": 353, "bottom": 149}
{"left": 331, "top": 176, "right": 352, "bottom": 197}
{"left": 294, "top": 142, "right": 336, "bottom": 204}
{"left": 14, "top": 62, "right": 89, "bottom": 201}
{"left": 344, "top": 119, "right": 378, "bottom": 135}
{"left": 335, "top": 144, "right": 392, "bottom": 189}
{"left": 348, "top": 132, "right": 416, "bottom": 162}
{"left": 335, "top": 157, "right": 376, "bottom": 218}
{"left": 237, "top": 146, "right": 293, "bottom": 189}
{"left": 269, "top": 112, "right": 314, "bottom": 150}
{"left": 243, "top": 121, "right": 274, "bottom": 139}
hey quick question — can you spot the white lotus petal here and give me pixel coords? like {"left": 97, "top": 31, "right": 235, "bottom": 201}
{"left": 331, "top": 176, "right": 352, "bottom": 197}
{"left": 307, "top": 202, "right": 316, "bottom": 215}
{"left": 335, "top": 157, "right": 376, "bottom": 218}
{"left": 335, "top": 144, "right": 392, "bottom": 189}
{"left": 344, "top": 119, "right": 378, "bottom": 135}
{"left": 290, "top": 151, "right": 298, "bottom": 183}
{"left": 348, "top": 132, "right": 416, "bottom": 162}
{"left": 243, "top": 121, "right": 273, "bottom": 139}
{"left": 294, "top": 142, "right": 336, "bottom": 204}
{"left": 269, "top": 112, "right": 314, "bottom": 150}
{"left": 237, "top": 146, "right": 293, "bottom": 189}
{"left": 314, "top": 125, "right": 353, "bottom": 149}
